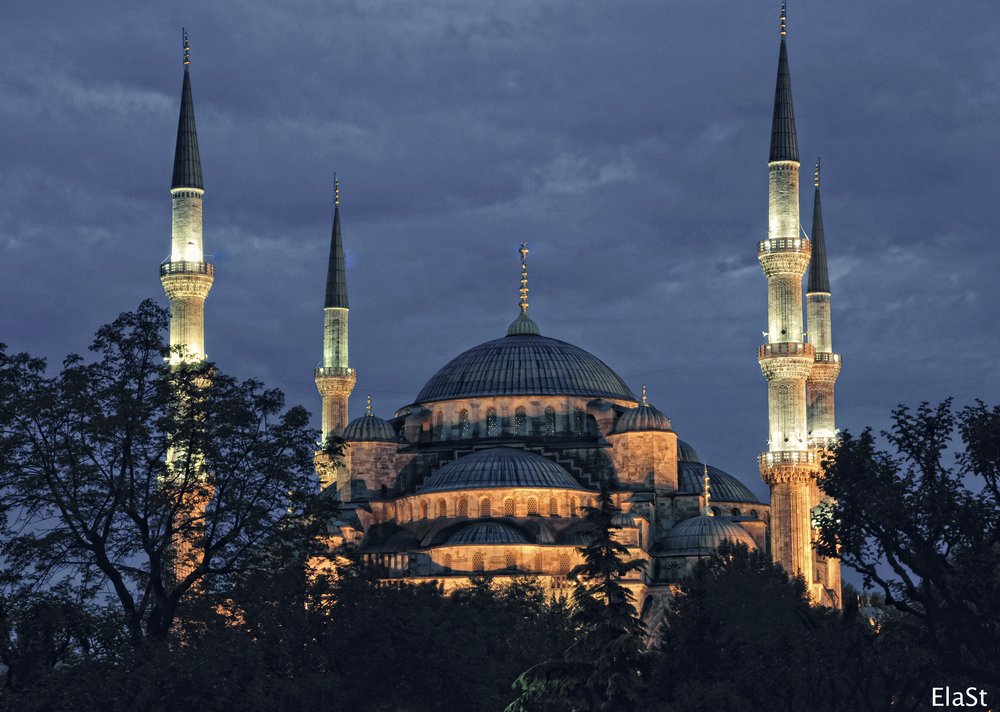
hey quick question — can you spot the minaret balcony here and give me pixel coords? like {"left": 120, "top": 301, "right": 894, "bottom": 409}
{"left": 757, "top": 237, "right": 811, "bottom": 256}
{"left": 759, "top": 450, "right": 817, "bottom": 467}
{"left": 758, "top": 342, "right": 814, "bottom": 359}
{"left": 813, "top": 352, "right": 840, "bottom": 364}
{"left": 316, "top": 366, "right": 355, "bottom": 379}
{"left": 160, "top": 261, "right": 214, "bottom": 277}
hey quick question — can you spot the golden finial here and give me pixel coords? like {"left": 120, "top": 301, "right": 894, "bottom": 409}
{"left": 780, "top": 2, "right": 786, "bottom": 36}
{"left": 183, "top": 29, "right": 190, "bottom": 66}
{"left": 641, "top": 384, "right": 647, "bottom": 406}
{"left": 814, "top": 158, "right": 820, "bottom": 188}
{"left": 366, "top": 394, "right": 372, "bottom": 415}
{"left": 334, "top": 174, "right": 339, "bottom": 206}
{"left": 702, "top": 463, "right": 713, "bottom": 516}
{"left": 519, "top": 243, "right": 529, "bottom": 314}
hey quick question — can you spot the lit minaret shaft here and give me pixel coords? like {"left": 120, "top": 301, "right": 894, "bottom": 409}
{"left": 161, "top": 30, "right": 213, "bottom": 363}
{"left": 806, "top": 160, "right": 841, "bottom": 446}
{"left": 757, "top": 4, "right": 816, "bottom": 589}
{"left": 315, "top": 177, "right": 356, "bottom": 443}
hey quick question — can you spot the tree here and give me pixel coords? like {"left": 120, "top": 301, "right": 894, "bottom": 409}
{"left": 508, "top": 481, "right": 650, "bottom": 712}
{"left": 816, "top": 400, "right": 1000, "bottom": 688}
{"left": 0, "top": 301, "right": 329, "bottom": 647}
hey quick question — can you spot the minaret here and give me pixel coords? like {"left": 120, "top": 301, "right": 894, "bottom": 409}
{"left": 757, "top": 4, "right": 817, "bottom": 590}
{"left": 315, "top": 177, "right": 356, "bottom": 443}
{"left": 806, "top": 159, "right": 841, "bottom": 445}
{"left": 161, "top": 30, "right": 213, "bottom": 363}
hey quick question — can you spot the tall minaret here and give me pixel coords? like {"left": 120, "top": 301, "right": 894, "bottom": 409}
{"left": 161, "top": 30, "right": 213, "bottom": 363}
{"left": 757, "top": 4, "right": 818, "bottom": 590}
{"left": 315, "top": 177, "right": 356, "bottom": 444}
{"left": 806, "top": 159, "right": 841, "bottom": 445}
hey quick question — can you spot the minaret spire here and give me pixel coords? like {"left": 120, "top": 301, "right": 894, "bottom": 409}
{"left": 769, "top": 3, "right": 798, "bottom": 163}
{"left": 162, "top": 29, "right": 212, "bottom": 363}
{"left": 807, "top": 160, "right": 830, "bottom": 294}
{"left": 507, "top": 243, "right": 540, "bottom": 336}
{"left": 316, "top": 176, "right": 357, "bottom": 462}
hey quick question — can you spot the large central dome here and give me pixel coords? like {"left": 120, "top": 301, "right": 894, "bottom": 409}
{"left": 415, "top": 333, "right": 637, "bottom": 403}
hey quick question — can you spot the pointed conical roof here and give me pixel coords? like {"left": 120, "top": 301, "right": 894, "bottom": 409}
{"left": 325, "top": 200, "right": 349, "bottom": 308}
{"left": 807, "top": 181, "right": 830, "bottom": 293}
{"left": 769, "top": 37, "right": 799, "bottom": 163}
{"left": 171, "top": 66, "right": 203, "bottom": 190}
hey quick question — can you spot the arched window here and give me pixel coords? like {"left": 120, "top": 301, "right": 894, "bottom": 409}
{"left": 549, "top": 497, "right": 559, "bottom": 516}
{"left": 731, "top": 508, "right": 741, "bottom": 517}
{"left": 437, "top": 499, "right": 447, "bottom": 518}
{"left": 420, "top": 501, "right": 428, "bottom": 519}
{"left": 527, "top": 497, "right": 538, "bottom": 515}
{"left": 544, "top": 406, "right": 556, "bottom": 435}
{"left": 459, "top": 409, "right": 470, "bottom": 437}
{"left": 750, "top": 509, "right": 759, "bottom": 520}
{"left": 711, "top": 506, "right": 721, "bottom": 517}
{"left": 573, "top": 408, "right": 585, "bottom": 435}
{"left": 559, "top": 553, "right": 570, "bottom": 574}
{"left": 534, "top": 551, "right": 543, "bottom": 571}
{"left": 515, "top": 406, "right": 527, "bottom": 435}
{"left": 435, "top": 411, "right": 444, "bottom": 439}
{"left": 444, "top": 554, "right": 453, "bottom": 572}
{"left": 473, "top": 552, "right": 485, "bottom": 572}
{"left": 570, "top": 498, "right": 578, "bottom": 517}
{"left": 407, "top": 503, "right": 413, "bottom": 521}
{"left": 480, "top": 498, "right": 491, "bottom": 517}
{"left": 504, "top": 498, "right": 515, "bottom": 517}
{"left": 505, "top": 551, "right": 516, "bottom": 569}
{"left": 486, "top": 407, "right": 499, "bottom": 437}
{"left": 458, "top": 497, "right": 469, "bottom": 517}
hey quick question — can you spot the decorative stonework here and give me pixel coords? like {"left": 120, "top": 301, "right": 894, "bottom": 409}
{"left": 758, "top": 250, "right": 811, "bottom": 277}
{"left": 160, "top": 271, "right": 214, "bottom": 301}
{"left": 808, "top": 357, "right": 841, "bottom": 382}
{"left": 315, "top": 369, "right": 357, "bottom": 397}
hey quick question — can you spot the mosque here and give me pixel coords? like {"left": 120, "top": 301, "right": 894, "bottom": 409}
{"left": 161, "top": 5, "right": 842, "bottom": 630}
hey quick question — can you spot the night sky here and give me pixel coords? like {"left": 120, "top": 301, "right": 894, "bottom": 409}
{"left": 3, "top": 1, "right": 999, "bottom": 517}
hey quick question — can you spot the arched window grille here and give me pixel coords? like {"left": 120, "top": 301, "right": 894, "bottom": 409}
{"left": 437, "top": 499, "right": 447, "bottom": 518}
{"left": 444, "top": 554, "right": 453, "bottom": 572}
{"left": 473, "top": 552, "right": 485, "bottom": 572}
{"left": 504, "top": 498, "right": 515, "bottom": 517}
{"left": 544, "top": 406, "right": 556, "bottom": 435}
{"left": 420, "top": 501, "right": 428, "bottom": 519}
{"left": 458, "top": 497, "right": 469, "bottom": 517}
{"left": 534, "top": 551, "right": 543, "bottom": 571}
{"left": 459, "top": 409, "right": 470, "bottom": 437}
{"left": 407, "top": 503, "right": 413, "bottom": 521}
{"left": 505, "top": 551, "right": 516, "bottom": 569}
{"left": 527, "top": 497, "right": 538, "bottom": 515}
{"left": 570, "top": 498, "right": 578, "bottom": 517}
{"left": 573, "top": 408, "right": 585, "bottom": 435}
{"left": 480, "top": 498, "right": 491, "bottom": 517}
{"left": 549, "top": 497, "right": 559, "bottom": 516}
{"left": 435, "top": 411, "right": 444, "bottom": 439}
{"left": 486, "top": 407, "right": 499, "bottom": 437}
{"left": 514, "top": 406, "right": 527, "bottom": 435}
{"left": 559, "top": 554, "right": 570, "bottom": 574}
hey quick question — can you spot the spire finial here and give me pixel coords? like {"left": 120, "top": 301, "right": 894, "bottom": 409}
{"left": 702, "top": 463, "right": 713, "bottom": 516}
{"left": 334, "top": 173, "right": 339, "bottom": 206}
{"left": 814, "top": 157, "right": 820, "bottom": 188}
{"left": 519, "top": 243, "right": 529, "bottom": 314}
{"left": 366, "top": 394, "right": 372, "bottom": 415}
{"left": 780, "top": 2, "right": 786, "bottom": 36}
{"left": 183, "top": 28, "right": 190, "bottom": 66}
{"left": 642, "top": 384, "right": 647, "bottom": 406}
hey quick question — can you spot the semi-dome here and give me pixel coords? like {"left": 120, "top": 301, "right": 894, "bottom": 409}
{"left": 419, "top": 447, "right": 588, "bottom": 494}
{"left": 677, "top": 439, "right": 699, "bottom": 463}
{"left": 613, "top": 403, "right": 672, "bottom": 433}
{"left": 414, "top": 334, "right": 637, "bottom": 403}
{"left": 677, "top": 462, "right": 760, "bottom": 503}
{"left": 447, "top": 521, "right": 531, "bottom": 546}
{"left": 660, "top": 516, "right": 758, "bottom": 557}
{"left": 343, "top": 412, "right": 397, "bottom": 442}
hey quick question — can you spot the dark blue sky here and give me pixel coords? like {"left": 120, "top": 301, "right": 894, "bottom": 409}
{"left": 3, "top": 0, "right": 999, "bottom": 522}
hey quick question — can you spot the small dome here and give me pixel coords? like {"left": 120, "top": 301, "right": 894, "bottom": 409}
{"left": 677, "top": 462, "right": 760, "bottom": 504}
{"left": 612, "top": 512, "right": 637, "bottom": 527}
{"left": 343, "top": 412, "right": 397, "bottom": 443}
{"left": 507, "top": 311, "right": 540, "bottom": 336}
{"left": 677, "top": 439, "right": 700, "bottom": 462}
{"left": 414, "top": 334, "right": 637, "bottom": 403}
{"left": 447, "top": 521, "right": 531, "bottom": 546}
{"left": 419, "top": 447, "right": 587, "bottom": 494}
{"left": 661, "top": 516, "right": 758, "bottom": 557}
{"left": 613, "top": 403, "right": 672, "bottom": 433}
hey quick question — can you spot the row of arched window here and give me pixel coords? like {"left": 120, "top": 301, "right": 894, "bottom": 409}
{"left": 448, "top": 551, "right": 572, "bottom": 574}
{"left": 401, "top": 494, "right": 595, "bottom": 522}
{"left": 432, "top": 405, "right": 587, "bottom": 440}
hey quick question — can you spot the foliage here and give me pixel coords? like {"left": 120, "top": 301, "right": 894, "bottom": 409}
{"left": 0, "top": 301, "right": 328, "bottom": 646}
{"left": 816, "top": 400, "right": 1000, "bottom": 688}
{"left": 508, "top": 481, "right": 650, "bottom": 712}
